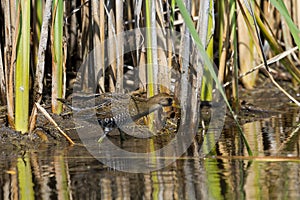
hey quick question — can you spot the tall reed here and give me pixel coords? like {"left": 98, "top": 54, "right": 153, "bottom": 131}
{"left": 200, "top": 0, "right": 214, "bottom": 102}
{"left": 15, "top": 0, "right": 31, "bottom": 133}
{"left": 176, "top": 0, "right": 252, "bottom": 155}
{"left": 145, "top": 0, "right": 155, "bottom": 131}
{"left": 0, "top": 0, "right": 299, "bottom": 148}
{"left": 51, "top": 0, "right": 64, "bottom": 114}
{"left": 230, "top": 0, "right": 239, "bottom": 110}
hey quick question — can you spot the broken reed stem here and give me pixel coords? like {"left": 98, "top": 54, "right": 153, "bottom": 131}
{"left": 35, "top": 102, "right": 75, "bottom": 145}
{"left": 223, "top": 47, "right": 298, "bottom": 88}
{"left": 223, "top": 46, "right": 300, "bottom": 106}
{"left": 266, "top": 70, "right": 300, "bottom": 106}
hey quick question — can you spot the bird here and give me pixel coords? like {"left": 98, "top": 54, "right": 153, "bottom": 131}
{"left": 58, "top": 92, "right": 173, "bottom": 140}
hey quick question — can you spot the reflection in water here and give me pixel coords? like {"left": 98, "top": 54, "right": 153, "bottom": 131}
{"left": 1, "top": 152, "right": 300, "bottom": 199}
{"left": 17, "top": 154, "right": 34, "bottom": 199}
{"left": 0, "top": 107, "right": 299, "bottom": 199}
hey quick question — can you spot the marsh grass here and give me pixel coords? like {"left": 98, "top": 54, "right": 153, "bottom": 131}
{"left": 15, "top": 0, "right": 30, "bottom": 133}
{"left": 0, "top": 0, "right": 299, "bottom": 151}
{"left": 51, "top": 0, "right": 64, "bottom": 114}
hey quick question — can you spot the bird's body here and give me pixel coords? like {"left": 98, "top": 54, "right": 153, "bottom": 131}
{"left": 59, "top": 93, "right": 173, "bottom": 136}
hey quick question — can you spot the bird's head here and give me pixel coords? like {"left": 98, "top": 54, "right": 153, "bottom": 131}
{"left": 147, "top": 93, "right": 173, "bottom": 107}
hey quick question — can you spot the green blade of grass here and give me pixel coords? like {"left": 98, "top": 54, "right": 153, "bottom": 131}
{"left": 145, "top": 0, "right": 156, "bottom": 132}
{"left": 145, "top": 0, "right": 154, "bottom": 97}
{"left": 51, "top": 0, "right": 64, "bottom": 114}
{"left": 254, "top": 11, "right": 300, "bottom": 83}
{"left": 269, "top": 0, "right": 300, "bottom": 48}
{"left": 230, "top": 0, "right": 239, "bottom": 110}
{"left": 15, "top": 0, "right": 31, "bottom": 133}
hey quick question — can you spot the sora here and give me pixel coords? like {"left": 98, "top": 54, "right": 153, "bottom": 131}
{"left": 58, "top": 92, "right": 173, "bottom": 137}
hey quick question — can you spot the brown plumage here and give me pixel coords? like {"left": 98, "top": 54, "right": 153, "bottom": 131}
{"left": 58, "top": 93, "right": 173, "bottom": 132}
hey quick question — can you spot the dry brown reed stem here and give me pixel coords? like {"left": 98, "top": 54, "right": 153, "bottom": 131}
{"left": 5, "top": 2, "right": 21, "bottom": 128}
{"left": 0, "top": 2, "right": 9, "bottom": 103}
{"left": 236, "top": 0, "right": 265, "bottom": 62}
{"left": 237, "top": 1, "right": 258, "bottom": 89}
{"left": 91, "top": 0, "right": 102, "bottom": 93}
{"left": 116, "top": 0, "right": 124, "bottom": 93}
{"left": 2, "top": 1, "right": 12, "bottom": 106}
{"left": 28, "top": 98, "right": 40, "bottom": 134}
{"left": 136, "top": 1, "right": 147, "bottom": 88}
{"left": 156, "top": 0, "right": 165, "bottom": 29}
{"left": 99, "top": 1, "right": 105, "bottom": 91}
{"left": 156, "top": 0, "right": 171, "bottom": 94}
{"left": 35, "top": 103, "right": 75, "bottom": 145}
{"left": 179, "top": 0, "right": 191, "bottom": 126}
{"left": 150, "top": 0, "right": 158, "bottom": 94}
{"left": 217, "top": 1, "right": 229, "bottom": 83}
{"left": 33, "top": 0, "right": 53, "bottom": 100}
{"left": 292, "top": 0, "right": 300, "bottom": 59}
{"left": 133, "top": 1, "right": 146, "bottom": 88}
{"left": 106, "top": 2, "right": 116, "bottom": 92}
{"left": 223, "top": 46, "right": 300, "bottom": 106}
{"left": 64, "top": 1, "right": 77, "bottom": 64}
{"left": 166, "top": 0, "right": 173, "bottom": 89}
{"left": 191, "top": 0, "right": 211, "bottom": 127}
{"left": 266, "top": 71, "right": 300, "bottom": 106}
{"left": 127, "top": 0, "right": 133, "bottom": 30}
{"left": 254, "top": 5, "right": 300, "bottom": 82}
{"left": 81, "top": 0, "right": 90, "bottom": 91}
{"left": 29, "top": 0, "right": 53, "bottom": 134}
{"left": 0, "top": 43, "right": 5, "bottom": 104}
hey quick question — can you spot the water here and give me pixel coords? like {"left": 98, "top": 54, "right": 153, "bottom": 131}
{"left": 0, "top": 93, "right": 300, "bottom": 199}
{"left": 2, "top": 150, "right": 299, "bottom": 199}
